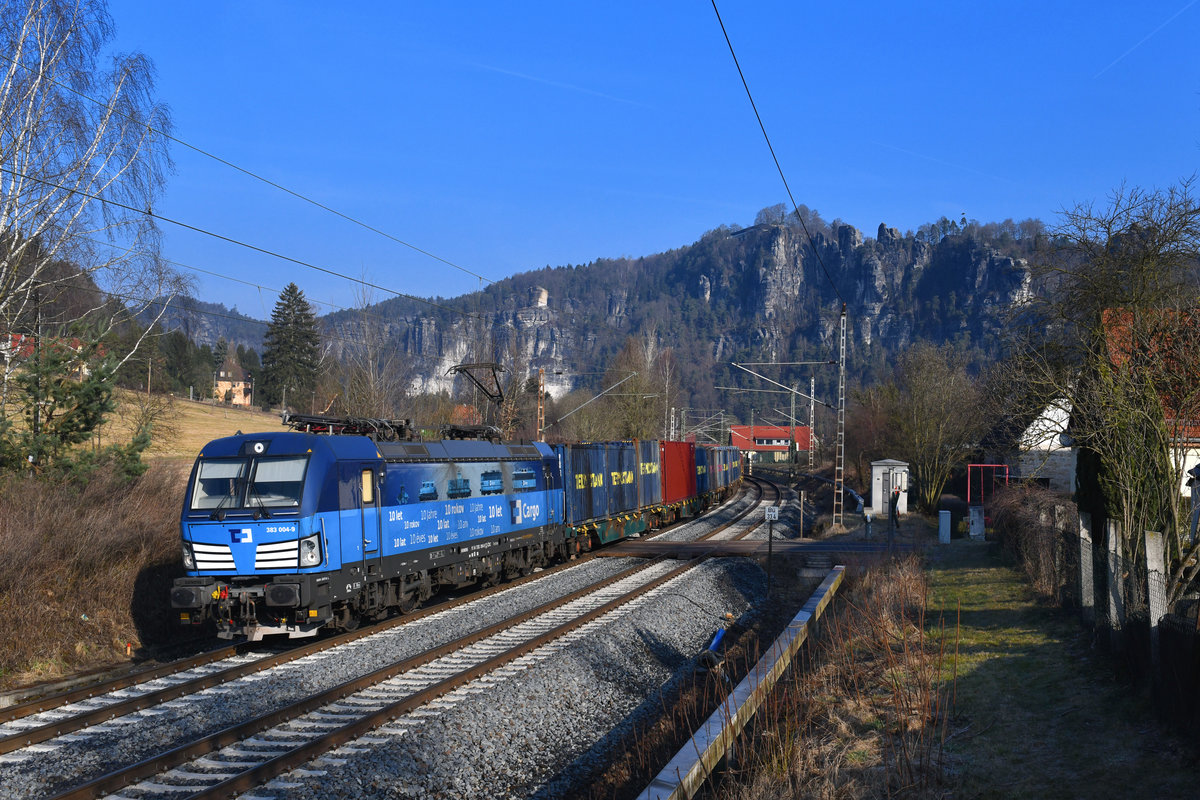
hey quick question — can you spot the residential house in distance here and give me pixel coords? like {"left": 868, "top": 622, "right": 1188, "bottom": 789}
{"left": 1013, "top": 399, "right": 1076, "bottom": 495}
{"left": 1, "top": 333, "right": 96, "bottom": 379}
{"left": 729, "top": 424, "right": 811, "bottom": 463}
{"left": 214, "top": 356, "right": 253, "bottom": 407}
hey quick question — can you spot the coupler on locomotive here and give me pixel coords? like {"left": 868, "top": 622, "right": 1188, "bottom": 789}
{"left": 171, "top": 574, "right": 333, "bottom": 641}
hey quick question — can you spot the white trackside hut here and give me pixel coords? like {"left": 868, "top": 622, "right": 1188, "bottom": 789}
{"left": 869, "top": 459, "right": 909, "bottom": 517}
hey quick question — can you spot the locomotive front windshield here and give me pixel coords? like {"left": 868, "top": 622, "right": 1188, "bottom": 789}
{"left": 189, "top": 455, "right": 309, "bottom": 511}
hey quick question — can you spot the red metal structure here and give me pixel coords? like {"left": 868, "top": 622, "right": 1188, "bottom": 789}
{"left": 967, "top": 463, "right": 1010, "bottom": 505}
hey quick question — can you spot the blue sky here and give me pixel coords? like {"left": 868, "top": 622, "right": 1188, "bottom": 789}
{"left": 106, "top": 1, "right": 1200, "bottom": 320}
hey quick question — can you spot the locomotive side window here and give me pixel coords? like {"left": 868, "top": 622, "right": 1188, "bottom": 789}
{"left": 191, "top": 458, "right": 249, "bottom": 509}
{"left": 360, "top": 469, "right": 375, "bottom": 504}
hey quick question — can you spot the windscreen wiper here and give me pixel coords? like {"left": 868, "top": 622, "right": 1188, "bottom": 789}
{"left": 248, "top": 482, "right": 272, "bottom": 519}
{"left": 209, "top": 476, "right": 243, "bottom": 521}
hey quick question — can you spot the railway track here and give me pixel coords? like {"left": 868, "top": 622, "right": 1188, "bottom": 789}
{"left": 42, "top": 558, "right": 702, "bottom": 800}
{"left": 1, "top": 480, "right": 778, "bottom": 799}
{"left": 1, "top": 480, "right": 761, "bottom": 746}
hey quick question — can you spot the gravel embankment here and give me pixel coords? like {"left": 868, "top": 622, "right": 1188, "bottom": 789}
{"left": 0, "top": 556, "right": 655, "bottom": 800}
{"left": 268, "top": 557, "right": 767, "bottom": 800}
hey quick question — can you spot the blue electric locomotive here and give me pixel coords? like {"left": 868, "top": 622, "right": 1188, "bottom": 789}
{"left": 171, "top": 427, "right": 563, "bottom": 640}
{"left": 171, "top": 415, "right": 743, "bottom": 640}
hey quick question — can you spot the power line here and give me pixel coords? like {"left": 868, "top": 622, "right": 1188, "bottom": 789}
{"left": 80, "top": 234, "right": 419, "bottom": 334}
{"left": 65, "top": 237, "right": 463, "bottom": 358}
{"left": 709, "top": 0, "right": 843, "bottom": 304}
{"left": 0, "top": 51, "right": 496, "bottom": 287}
{"left": 65, "top": 285, "right": 371, "bottom": 352}
{"left": 0, "top": 165, "right": 490, "bottom": 325}
{"left": 79, "top": 235, "right": 352, "bottom": 317}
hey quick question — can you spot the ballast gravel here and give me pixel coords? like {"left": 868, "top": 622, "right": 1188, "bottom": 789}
{"left": 0, "top": 556, "right": 666, "bottom": 800}
{"left": 262, "top": 557, "right": 767, "bottom": 800}
{"left": 0, "top": 496, "right": 764, "bottom": 800}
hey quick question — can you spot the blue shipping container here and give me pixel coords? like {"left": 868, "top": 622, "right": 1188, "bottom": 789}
{"left": 638, "top": 440, "right": 662, "bottom": 507}
{"left": 610, "top": 442, "right": 639, "bottom": 514}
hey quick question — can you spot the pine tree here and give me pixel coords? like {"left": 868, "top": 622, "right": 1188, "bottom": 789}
{"left": 0, "top": 335, "right": 148, "bottom": 478}
{"left": 261, "top": 283, "right": 321, "bottom": 409}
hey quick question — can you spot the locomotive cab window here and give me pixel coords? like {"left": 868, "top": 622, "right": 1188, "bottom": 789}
{"left": 189, "top": 455, "right": 308, "bottom": 511}
{"left": 361, "top": 469, "right": 375, "bottom": 504}
{"left": 249, "top": 456, "right": 308, "bottom": 507}
{"left": 190, "top": 458, "right": 249, "bottom": 510}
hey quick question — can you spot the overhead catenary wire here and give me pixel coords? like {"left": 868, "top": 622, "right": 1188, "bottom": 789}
{"left": 67, "top": 284, "right": 382, "bottom": 354}
{"left": 63, "top": 240, "right": 589, "bottom": 389}
{"left": 0, "top": 50, "right": 496, "bottom": 287}
{"left": 0, "top": 165, "right": 491, "bottom": 326}
{"left": 709, "top": 0, "right": 843, "bottom": 304}
{"left": 79, "top": 233, "right": 417, "bottom": 333}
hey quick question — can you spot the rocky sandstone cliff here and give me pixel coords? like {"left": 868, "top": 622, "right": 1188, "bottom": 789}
{"left": 324, "top": 221, "right": 1034, "bottom": 404}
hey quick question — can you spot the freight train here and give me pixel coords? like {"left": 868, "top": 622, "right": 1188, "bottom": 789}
{"left": 170, "top": 415, "right": 741, "bottom": 640}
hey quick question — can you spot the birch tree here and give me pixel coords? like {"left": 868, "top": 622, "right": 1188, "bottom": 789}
{"left": 0, "top": 0, "right": 183, "bottom": 412}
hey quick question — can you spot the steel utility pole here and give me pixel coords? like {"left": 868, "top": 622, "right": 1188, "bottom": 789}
{"left": 809, "top": 375, "right": 816, "bottom": 471}
{"left": 789, "top": 383, "right": 797, "bottom": 480}
{"left": 833, "top": 305, "right": 847, "bottom": 527}
{"left": 536, "top": 367, "right": 545, "bottom": 440}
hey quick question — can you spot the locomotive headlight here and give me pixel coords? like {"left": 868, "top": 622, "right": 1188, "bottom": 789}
{"left": 181, "top": 542, "right": 196, "bottom": 570}
{"left": 299, "top": 533, "right": 322, "bottom": 566}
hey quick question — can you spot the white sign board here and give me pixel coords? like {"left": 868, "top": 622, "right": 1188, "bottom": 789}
{"left": 765, "top": 506, "right": 779, "bottom": 521}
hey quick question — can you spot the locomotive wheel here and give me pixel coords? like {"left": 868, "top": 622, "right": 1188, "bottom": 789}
{"left": 397, "top": 591, "right": 418, "bottom": 614}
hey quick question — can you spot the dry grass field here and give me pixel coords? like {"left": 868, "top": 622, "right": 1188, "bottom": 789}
{"left": 101, "top": 391, "right": 286, "bottom": 464}
{"left": 0, "top": 392, "right": 285, "bottom": 687}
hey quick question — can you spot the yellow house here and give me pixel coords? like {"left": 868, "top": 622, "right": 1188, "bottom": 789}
{"left": 214, "top": 356, "right": 253, "bottom": 407}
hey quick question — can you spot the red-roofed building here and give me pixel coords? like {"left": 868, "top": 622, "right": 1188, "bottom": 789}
{"left": 2, "top": 333, "right": 98, "bottom": 379}
{"left": 729, "top": 425, "right": 811, "bottom": 463}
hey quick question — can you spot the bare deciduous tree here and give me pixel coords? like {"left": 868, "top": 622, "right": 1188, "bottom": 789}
{"left": 335, "top": 282, "right": 409, "bottom": 418}
{"left": 604, "top": 334, "right": 675, "bottom": 440}
{"left": 882, "top": 344, "right": 986, "bottom": 512}
{"left": 1009, "top": 180, "right": 1200, "bottom": 603}
{"left": 0, "top": 0, "right": 185, "bottom": 410}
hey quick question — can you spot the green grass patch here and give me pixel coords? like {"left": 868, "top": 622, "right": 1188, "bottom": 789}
{"left": 929, "top": 540, "right": 1200, "bottom": 798}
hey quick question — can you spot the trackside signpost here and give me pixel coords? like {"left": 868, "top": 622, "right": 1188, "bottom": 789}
{"left": 765, "top": 505, "right": 779, "bottom": 593}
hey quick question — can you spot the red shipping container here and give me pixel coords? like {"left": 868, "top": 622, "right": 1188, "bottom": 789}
{"left": 659, "top": 440, "right": 697, "bottom": 504}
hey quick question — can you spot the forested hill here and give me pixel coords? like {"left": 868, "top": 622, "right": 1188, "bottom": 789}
{"left": 322, "top": 211, "right": 1042, "bottom": 412}
{"left": 142, "top": 296, "right": 266, "bottom": 351}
